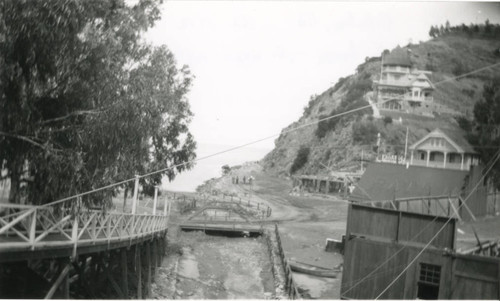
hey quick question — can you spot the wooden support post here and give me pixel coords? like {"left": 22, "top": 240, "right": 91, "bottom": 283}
{"left": 153, "top": 186, "right": 158, "bottom": 215}
{"left": 146, "top": 242, "right": 152, "bottom": 298}
{"left": 102, "top": 255, "right": 124, "bottom": 299}
{"left": 132, "top": 175, "right": 140, "bottom": 215}
{"left": 89, "top": 253, "right": 101, "bottom": 295}
{"left": 30, "top": 209, "right": 37, "bottom": 250}
{"left": 448, "top": 197, "right": 462, "bottom": 221}
{"left": 121, "top": 248, "right": 129, "bottom": 298}
{"left": 135, "top": 244, "right": 142, "bottom": 299}
{"left": 157, "top": 239, "right": 162, "bottom": 267}
{"left": 44, "top": 261, "right": 71, "bottom": 299}
{"left": 71, "top": 217, "right": 79, "bottom": 261}
{"left": 152, "top": 240, "right": 158, "bottom": 278}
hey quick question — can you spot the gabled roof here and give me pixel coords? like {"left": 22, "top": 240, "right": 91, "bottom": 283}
{"left": 350, "top": 162, "right": 469, "bottom": 202}
{"left": 440, "top": 129, "right": 477, "bottom": 154}
{"left": 383, "top": 47, "right": 412, "bottom": 67}
{"left": 410, "top": 73, "right": 435, "bottom": 89}
{"left": 409, "top": 128, "right": 477, "bottom": 154}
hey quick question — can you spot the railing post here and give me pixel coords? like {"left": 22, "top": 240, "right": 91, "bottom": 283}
{"left": 163, "top": 195, "right": 168, "bottom": 217}
{"left": 72, "top": 217, "right": 79, "bottom": 260}
{"left": 132, "top": 175, "right": 140, "bottom": 215}
{"left": 30, "top": 208, "right": 37, "bottom": 250}
{"left": 153, "top": 186, "right": 158, "bottom": 215}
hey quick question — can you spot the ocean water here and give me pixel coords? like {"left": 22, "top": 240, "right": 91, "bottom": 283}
{"left": 162, "top": 143, "right": 271, "bottom": 192}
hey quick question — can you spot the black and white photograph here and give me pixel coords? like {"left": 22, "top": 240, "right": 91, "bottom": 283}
{"left": 1, "top": 0, "right": 500, "bottom": 299}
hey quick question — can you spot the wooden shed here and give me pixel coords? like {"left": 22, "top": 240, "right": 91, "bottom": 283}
{"left": 340, "top": 203, "right": 500, "bottom": 299}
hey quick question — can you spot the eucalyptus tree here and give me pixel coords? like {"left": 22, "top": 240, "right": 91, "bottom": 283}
{"left": 0, "top": 0, "right": 196, "bottom": 205}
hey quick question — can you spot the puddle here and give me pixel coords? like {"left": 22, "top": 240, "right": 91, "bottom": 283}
{"left": 177, "top": 247, "right": 200, "bottom": 280}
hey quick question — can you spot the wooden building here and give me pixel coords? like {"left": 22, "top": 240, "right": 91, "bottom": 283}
{"left": 409, "top": 128, "right": 480, "bottom": 171}
{"left": 349, "top": 162, "right": 499, "bottom": 221}
{"left": 293, "top": 172, "right": 361, "bottom": 195}
{"left": 373, "top": 46, "right": 435, "bottom": 115}
{"left": 340, "top": 203, "right": 500, "bottom": 299}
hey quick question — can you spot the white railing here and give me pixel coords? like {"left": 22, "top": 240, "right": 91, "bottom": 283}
{"left": 0, "top": 187, "right": 170, "bottom": 256}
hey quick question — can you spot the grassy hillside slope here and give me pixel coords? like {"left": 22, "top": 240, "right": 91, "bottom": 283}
{"left": 263, "top": 29, "right": 500, "bottom": 177}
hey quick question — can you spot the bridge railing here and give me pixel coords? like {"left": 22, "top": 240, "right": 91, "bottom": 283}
{"left": 0, "top": 190, "right": 170, "bottom": 256}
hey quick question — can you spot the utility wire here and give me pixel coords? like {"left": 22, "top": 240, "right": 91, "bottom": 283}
{"left": 42, "top": 61, "right": 500, "bottom": 207}
{"left": 433, "top": 61, "right": 500, "bottom": 85}
{"left": 373, "top": 149, "right": 500, "bottom": 299}
{"left": 342, "top": 147, "right": 500, "bottom": 297}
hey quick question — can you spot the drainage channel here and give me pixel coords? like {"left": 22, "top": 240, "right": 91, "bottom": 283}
{"left": 151, "top": 229, "right": 278, "bottom": 299}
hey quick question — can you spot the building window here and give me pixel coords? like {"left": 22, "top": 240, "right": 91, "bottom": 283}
{"left": 420, "top": 152, "right": 425, "bottom": 160}
{"left": 417, "top": 263, "right": 441, "bottom": 299}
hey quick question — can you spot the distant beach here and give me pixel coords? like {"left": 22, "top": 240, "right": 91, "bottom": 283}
{"left": 162, "top": 143, "right": 271, "bottom": 192}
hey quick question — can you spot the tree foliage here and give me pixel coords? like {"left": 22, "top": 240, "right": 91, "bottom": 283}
{"left": 428, "top": 20, "right": 500, "bottom": 39}
{"left": 466, "top": 79, "right": 500, "bottom": 188}
{"left": 0, "top": 0, "right": 196, "bottom": 205}
{"left": 315, "top": 73, "right": 373, "bottom": 139}
{"left": 290, "top": 146, "right": 310, "bottom": 174}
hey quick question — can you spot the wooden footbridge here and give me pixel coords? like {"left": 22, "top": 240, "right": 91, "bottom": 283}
{"left": 0, "top": 183, "right": 170, "bottom": 299}
{"left": 179, "top": 195, "right": 272, "bottom": 235}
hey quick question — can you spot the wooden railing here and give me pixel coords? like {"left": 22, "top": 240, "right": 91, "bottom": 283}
{"left": 460, "top": 239, "right": 500, "bottom": 257}
{"left": 274, "top": 224, "right": 300, "bottom": 299}
{"left": 0, "top": 195, "right": 170, "bottom": 257}
{"left": 173, "top": 191, "right": 272, "bottom": 219}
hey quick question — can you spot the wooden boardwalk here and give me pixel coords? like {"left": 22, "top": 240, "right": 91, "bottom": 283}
{"left": 0, "top": 188, "right": 171, "bottom": 298}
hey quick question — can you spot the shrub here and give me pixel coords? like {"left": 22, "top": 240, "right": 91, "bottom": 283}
{"left": 455, "top": 115, "right": 473, "bottom": 132}
{"left": 290, "top": 146, "right": 310, "bottom": 174}
{"left": 352, "top": 122, "right": 378, "bottom": 145}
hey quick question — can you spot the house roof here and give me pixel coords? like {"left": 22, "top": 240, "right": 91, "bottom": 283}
{"left": 383, "top": 47, "right": 412, "bottom": 67}
{"left": 350, "top": 162, "right": 469, "bottom": 202}
{"left": 410, "top": 73, "right": 435, "bottom": 89}
{"left": 409, "top": 128, "right": 477, "bottom": 154}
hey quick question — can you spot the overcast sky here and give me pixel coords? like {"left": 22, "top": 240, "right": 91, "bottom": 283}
{"left": 147, "top": 1, "right": 500, "bottom": 152}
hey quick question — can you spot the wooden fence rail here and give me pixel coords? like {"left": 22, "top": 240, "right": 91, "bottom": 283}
{"left": 460, "top": 239, "right": 500, "bottom": 257}
{"left": 274, "top": 224, "right": 300, "bottom": 299}
{"left": 0, "top": 196, "right": 170, "bottom": 256}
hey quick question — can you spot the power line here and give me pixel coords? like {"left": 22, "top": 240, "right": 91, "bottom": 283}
{"left": 342, "top": 147, "right": 500, "bottom": 297}
{"left": 433, "top": 61, "right": 500, "bottom": 86}
{"left": 373, "top": 149, "right": 500, "bottom": 299}
{"left": 42, "top": 61, "right": 500, "bottom": 207}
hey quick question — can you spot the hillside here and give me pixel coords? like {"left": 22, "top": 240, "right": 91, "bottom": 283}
{"left": 262, "top": 28, "right": 500, "bottom": 177}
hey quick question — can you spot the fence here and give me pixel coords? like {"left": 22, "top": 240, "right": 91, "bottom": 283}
{"left": 274, "top": 224, "right": 300, "bottom": 299}
{"left": 172, "top": 191, "right": 272, "bottom": 219}
{"left": 460, "top": 239, "right": 500, "bottom": 257}
{"left": 0, "top": 189, "right": 170, "bottom": 257}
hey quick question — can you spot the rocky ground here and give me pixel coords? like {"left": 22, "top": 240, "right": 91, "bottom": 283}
{"left": 152, "top": 228, "right": 274, "bottom": 299}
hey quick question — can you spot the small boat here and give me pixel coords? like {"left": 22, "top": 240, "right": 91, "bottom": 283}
{"left": 288, "top": 260, "right": 340, "bottom": 278}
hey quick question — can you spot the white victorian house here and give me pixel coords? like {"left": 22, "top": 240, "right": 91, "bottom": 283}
{"left": 409, "top": 128, "right": 480, "bottom": 170}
